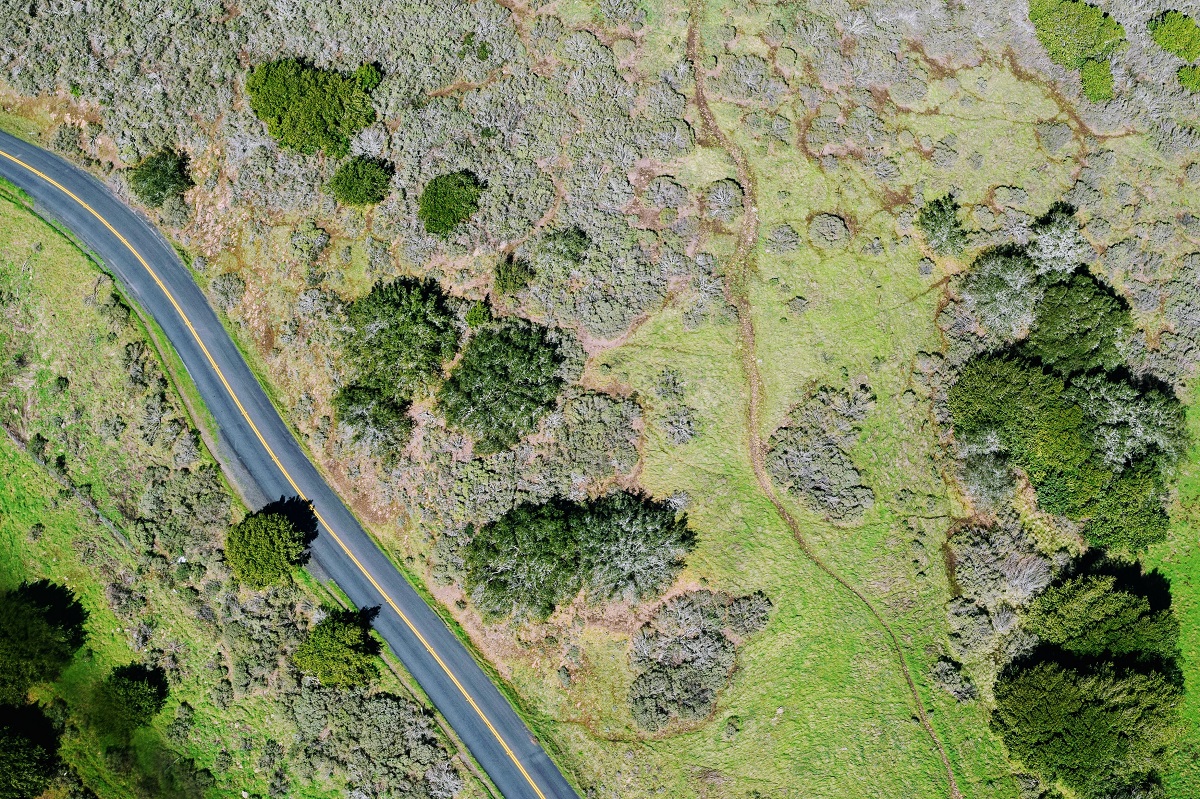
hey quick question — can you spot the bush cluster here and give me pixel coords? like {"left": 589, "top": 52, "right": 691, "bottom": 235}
{"left": 766, "top": 385, "right": 876, "bottom": 520}
{"left": 224, "top": 509, "right": 308, "bottom": 588}
{"left": 1027, "top": 0, "right": 1125, "bottom": 101}
{"left": 917, "top": 194, "right": 968, "bottom": 255}
{"left": 291, "top": 609, "right": 381, "bottom": 687}
{"left": 628, "top": 590, "right": 771, "bottom": 731}
{"left": 463, "top": 490, "right": 694, "bottom": 620}
{"left": 127, "top": 149, "right": 192, "bottom": 208}
{"left": 418, "top": 171, "right": 483, "bottom": 237}
{"left": 93, "top": 664, "right": 170, "bottom": 741}
{"left": 437, "top": 317, "right": 564, "bottom": 453}
{"left": 1148, "top": 10, "right": 1200, "bottom": 60}
{"left": 329, "top": 156, "right": 393, "bottom": 205}
{"left": 245, "top": 59, "right": 379, "bottom": 157}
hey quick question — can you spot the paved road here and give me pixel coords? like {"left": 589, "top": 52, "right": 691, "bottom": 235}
{"left": 0, "top": 131, "right": 579, "bottom": 799}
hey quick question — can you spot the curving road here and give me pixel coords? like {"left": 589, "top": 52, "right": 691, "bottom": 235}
{"left": 0, "top": 130, "right": 579, "bottom": 799}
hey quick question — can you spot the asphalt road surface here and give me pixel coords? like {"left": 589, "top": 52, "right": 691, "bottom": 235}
{"left": 0, "top": 130, "right": 580, "bottom": 799}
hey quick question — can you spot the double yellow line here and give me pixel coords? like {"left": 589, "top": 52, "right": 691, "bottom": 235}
{"left": 0, "top": 146, "right": 550, "bottom": 799}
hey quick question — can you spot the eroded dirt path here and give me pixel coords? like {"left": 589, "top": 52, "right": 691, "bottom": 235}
{"left": 685, "top": 5, "right": 962, "bottom": 797}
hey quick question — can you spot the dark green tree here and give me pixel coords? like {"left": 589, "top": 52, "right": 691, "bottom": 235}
{"left": 245, "top": 59, "right": 378, "bottom": 157}
{"left": 291, "top": 610, "right": 380, "bottom": 687}
{"left": 329, "top": 157, "right": 392, "bottom": 205}
{"left": 127, "top": 149, "right": 193, "bottom": 208}
{"left": 917, "top": 194, "right": 968, "bottom": 255}
{"left": 577, "top": 491, "right": 695, "bottom": 603}
{"left": 94, "top": 664, "right": 168, "bottom": 740}
{"left": 0, "top": 704, "right": 60, "bottom": 799}
{"left": 0, "top": 580, "right": 88, "bottom": 705}
{"left": 418, "top": 171, "right": 483, "bottom": 237}
{"left": 1084, "top": 460, "right": 1170, "bottom": 553}
{"left": 224, "top": 510, "right": 306, "bottom": 588}
{"left": 1021, "top": 271, "right": 1130, "bottom": 374}
{"left": 437, "top": 318, "right": 563, "bottom": 453}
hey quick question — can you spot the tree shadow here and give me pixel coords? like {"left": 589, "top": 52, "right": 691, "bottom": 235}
{"left": 259, "top": 495, "right": 319, "bottom": 549}
{"left": 13, "top": 579, "right": 89, "bottom": 648}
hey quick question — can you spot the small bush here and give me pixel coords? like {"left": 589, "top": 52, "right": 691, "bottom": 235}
{"left": 224, "top": 510, "right": 306, "bottom": 588}
{"left": 329, "top": 157, "right": 392, "bottom": 205}
{"left": 417, "top": 171, "right": 483, "bottom": 237}
{"left": 245, "top": 59, "right": 378, "bottom": 157}
{"left": 917, "top": 194, "right": 968, "bottom": 255}
{"left": 1148, "top": 11, "right": 1200, "bottom": 60}
{"left": 1179, "top": 64, "right": 1200, "bottom": 92}
{"left": 494, "top": 256, "right": 535, "bottom": 296}
{"left": 437, "top": 318, "right": 563, "bottom": 453}
{"left": 128, "top": 149, "right": 193, "bottom": 208}
{"left": 1027, "top": 0, "right": 1125, "bottom": 70}
{"left": 1079, "top": 58, "right": 1114, "bottom": 102}
{"left": 291, "top": 609, "right": 380, "bottom": 687}
{"left": 94, "top": 664, "right": 169, "bottom": 739}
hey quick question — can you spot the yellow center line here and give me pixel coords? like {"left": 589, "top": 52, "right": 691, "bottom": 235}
{"left": 0, "top": 146, "right": 548, "bottom": 799}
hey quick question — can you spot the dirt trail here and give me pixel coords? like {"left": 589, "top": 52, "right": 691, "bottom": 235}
{"left": 685, "top": 5, "right": 961, "bottom": 797}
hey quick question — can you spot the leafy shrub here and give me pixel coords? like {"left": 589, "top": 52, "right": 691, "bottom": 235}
{"left": 930, "top": 659, "right": 977, "bottom": 702}
{"left": 94, "top": 664, "right": 169, "bottom": 739}
{"left": 494, "top": 256, "right": 535, "bottom": 296}
{"left": 1027, "top": 0, "right": 1125, "bottom": 70}
{"left": 958, "top": 247, "right": 1042, "bottom": 341}
{"left": 0, "top": 580, "right": 88, "bottom": 705}
{"left": 209, "top": 273, "right": 245, "bottom": 311}
{"left": 1179, "top": 64, "right": 1200, "bottom": 92}
{"left": 464, "top": 491, "right": 693, "bottom": 620}
{"left": 1148, "top": 11, "right": 1200, "bottom": 60}
{"left": 917, "top": 194, "right": 968, "bottom": 255}
{"left": 329, "top": 157, "right": 392, "bottom": 205}
{"left": 1027, "top": 203, "right": 1091, "bottom": 276}
{"left": 245, "top": 59, "right": 378, "bottom": 157}
{"left": 418, "top": 171, "right": 483, "bottom": 237}
{"left": 437, "top": 318, "right": 563, "bottom": 453}
{"left": 1020, "top": 271, "right": 1129, "bottom": 374}
{"left": 1079, "top": 58, "right": 1114, "bottom": 102}
{"left": 628, "top": 590, "right": 770, "bottom": 730}
{"left": 224, "top": 510, "right": 306, "bottom": 588}
{"left": 291, "top": 609, "right": 380, "bottom": 687}
{"left": 992, "top": 660, "right": 1180, "bottom": 797}
{"left": 766, "top": 385, "right": 875, "bottom": 520}
{"left": 127, "top": 149, "right": 192, "bottom": 208}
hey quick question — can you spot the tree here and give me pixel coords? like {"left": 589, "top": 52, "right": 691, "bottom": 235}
{"left": 418, "top": 172, "right": 483, "bottom": 237}
{"left": 1147, "top": 11, "right": 1200, "bottom": 60}
{"left": 127, "top": 149, "right": 193, "bottom": 208}
{"left": 1021, "top": 271, "right": 1130, "bottom": 374}
{"left": 917, "top": 194, "right": 968, "bottom": 255}
{"left": 224, "top": 511, "right": 306, "bottom": 588}
{"left": 578, "top": 491, "right": 695, "bottom": 604}
{"left": 0, "top": 580, "right": 88, "bottom": 705}
{"left": 94, "top": 664, "right": 169, "bottom": 739}
{"left": 494, "top": 256, "right": 535, "bottom": 296}
{"left": 1026, "top": 573, "right": 1179, "bottom": 661}
{"left": 992, "top": 660, "right": 1180, "bottom": 797}
{"left": 291, "top": 610, "right": 380, "bottom": 687}
{"left": 329, "top": 157, "right": 392, "bottom": 206}
{"left": 1027, "top": 0, "right": 1125, "bottom": 70}
{"left": 437, "top": 318, "right": 564, "bottom": 453}
{"left": 0, "top": 704, "right": 60, "bottom": 799}
{"left": 245, "top": 59, "right": 378, "bottom": 157}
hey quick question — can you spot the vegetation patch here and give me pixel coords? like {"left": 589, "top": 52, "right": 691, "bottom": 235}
{"left": 223, "top": 508, "right": 308, "bottom": 588}
{"left": 329, "top": 156, "right": 393, "bottom": 205}
{"left": 245, "top": 58, "right": 379, "bottom": 157}
{"left": 126, "top": 149, "right": 192, "bottom": 208}
{"left": 1179, "top": 64, "right": 1200, "bottom": 92}
{"left": 291, "top": 609, "right": 381, "bottom": 687}
{"left": 437, "top": 317, "right": 564, "bottom": 453}
{"left": 917, "top": 194, "right": 968, "bottom": 255}
{"left": 1079, "top": 57, "right": 1115, "bottom": 102}
{"left": 463, "top": 491, "right": 693, "bottom": 620}
{"left": 1148, "top": 10, "right": 1200, "bottom": 60}
{"left": 1027, "top": 0, "right": 1126, "bottom": 69}
{"left": 418, "top": 171, "right": 483, "bottom": 237}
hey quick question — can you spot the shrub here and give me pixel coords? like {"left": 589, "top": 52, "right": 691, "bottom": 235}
{"left": 464, "top": 491, "right": 693, "bottom": 620}
{"left": 224, "top": 510, "right": 306, "bottom": 588}
{"left": 917, "top": 194, "right": 968, "bottom": 255}
{"left": 958, "top": 246, "right": 1042, "bottom": 341}
{"left": 418, "top": 171, "right": 483, "bottom": 237}
{"left": 1083, "top": 460, "right": 1170, "bottom": 553}
{"left": 494, "top": 256, "right": 535, "bottom": 296}
{"left": 1027, "top": 0, "right": 1125, "bottom": 70}
{"left": 437, "top": 318, "right": 563, "bottom": 453}
{"left": 127, "top": 149, "right": 192, "bottom": 208}
{"left": 0, "top": 581, "right": 88, "bottom": 705}
{"left": 291, "top": 610, "right": 380, "bottom": 687}
{"left": 331, "top": 385, "right": 414, "bottom": 462}
{"left": 1079, "top": 58, "right": 1114, "bottom": 102}
{"left": 1179, "top": 64, "right": 1200, "bottom": 92}
{"left": 992, "top": 660, "right": 1181, "bottom": 797}
{"left": 1148, "top": 11, "right": 1200, "bottom": 60}
{"left": 245, "top": 59, "right": 378, "bottom": 157}
{"left": 329, "top": 157, "right": 392, "bottom": 205}
{"left": 95, "top": 664, "right": 169, "bottom": 739}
